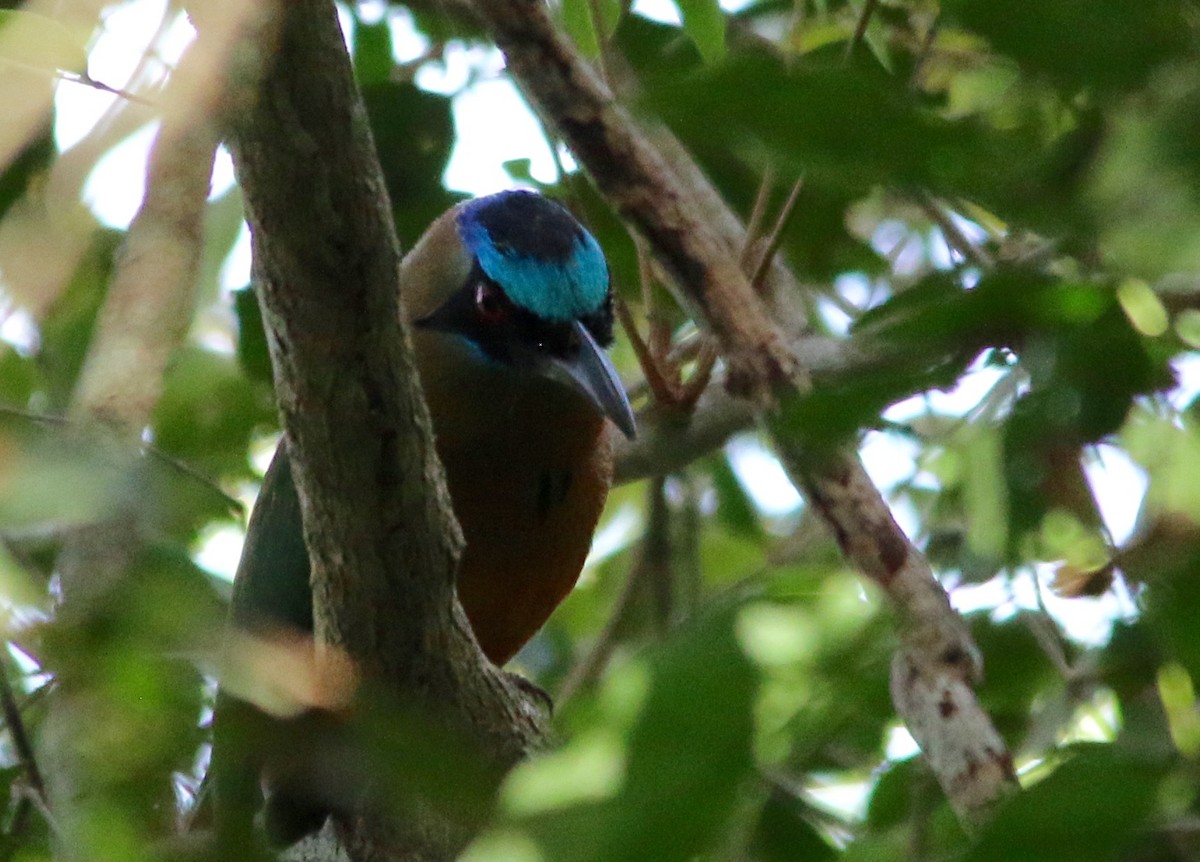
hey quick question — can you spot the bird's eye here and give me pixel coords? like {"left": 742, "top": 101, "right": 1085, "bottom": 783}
{"left": 474, "top": 282, "right": 508, "bottom": 323}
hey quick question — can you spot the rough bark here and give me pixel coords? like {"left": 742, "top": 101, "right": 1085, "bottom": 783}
{"left": 222, "top": 2, "right": 545, "bottom": 859}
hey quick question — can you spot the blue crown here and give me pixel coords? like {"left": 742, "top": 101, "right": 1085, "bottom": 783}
{"left": 457, "top": 190, "right": 609, "bottom": 322}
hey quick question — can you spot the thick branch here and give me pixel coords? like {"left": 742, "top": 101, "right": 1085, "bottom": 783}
{"left": 70, "top": 35, "right": 225, "bottom": 429}
{"left": 474, "top": 0, "right": 1017, "bottom": 829}
{"left": 223, "top": 2, "right": 544, "bottom": 858}
{"left": 773, "top": 440, "right": 1015, "bottom": 828}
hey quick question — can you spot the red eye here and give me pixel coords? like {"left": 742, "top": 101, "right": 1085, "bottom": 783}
{"left": 474, "top": 282, "right": 508, "bottom": 323}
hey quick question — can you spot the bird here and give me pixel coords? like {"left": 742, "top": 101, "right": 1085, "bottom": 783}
{"left": 213, "top": 189, "right": 635, "bottom": 846}
{"left": 401, "top": 189, "right": 636, "bottom": 663}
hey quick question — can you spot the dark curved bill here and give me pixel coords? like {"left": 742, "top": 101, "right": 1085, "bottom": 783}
{"left": 542, "top": 320, "right": 637, "bottom": 440}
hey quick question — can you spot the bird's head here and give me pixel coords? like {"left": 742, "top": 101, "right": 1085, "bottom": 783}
{"left": 404, "top": 190, "right": 636, "bottom": 439}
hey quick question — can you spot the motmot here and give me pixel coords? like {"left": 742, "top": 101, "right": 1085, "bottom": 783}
{"left": 214, "top": 190, "right": 635, "bottom": 843}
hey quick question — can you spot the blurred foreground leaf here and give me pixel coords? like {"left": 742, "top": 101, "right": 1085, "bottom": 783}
{"left": 490, "top": 607, "right": 758, "bottom": 862}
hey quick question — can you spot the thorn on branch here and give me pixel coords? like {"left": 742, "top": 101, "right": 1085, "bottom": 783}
{"left": 748, "top": 176, "right": 804, "bottom": 295}
{"left": 58, "top": 71, "right": 155, "bottom": 106}
{"left": 615, "top": 295, "right": 677, "bottom": 406}
{"left": 741, "top": 169, "right": 776, "bottom": 270}
{"left": 676, "top": 340, "right": 719, "bottom": 411}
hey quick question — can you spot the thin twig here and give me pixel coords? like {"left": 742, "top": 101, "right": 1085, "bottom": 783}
{"left": 644, "top": 476, "right": 673, "bottom": 633}
{"left": 675, "top": 473, "right": 702, "bottom": 616}
{"left": 0, "top": 674, "right": 55, "bottom": 841}
{"left": 748, "top": 175, "right": 804, "bottom": 294}
{"left": 18, "top": 783, "right": 64, "bottom": 842}
{"left": 559, "top": 476, "right": 672, "bottom": 702}
{"left": 86, "top": 0, "right": 177, "bottom": 140}
{"left": 0, "top": 405, "right": 70, "bottom": 426}
{"left": 0, "top": 406, "right": 243, "bottom": 514}
{"left": 843, "top": 0, "right": 881, "bottom": 63}
{"left": 635, "top": 240, "right": 674, "bottom": 360}
{"left": 917, "top": 190, "right": 995, "bottom": 270}
{"left": 1027, "top": 570, "right": 1074, "bottom": 679}
{"left": 751, "top": 0, "right": 871, "bottom": 295}
{"left": 740, "top": 169, "right": 776, "bottom": 269}
{"left": 584, "top": 0, "right": 614, "bottom": 86}
{"left": 613, "top": 331, "right": 896, "bottom": 484}
{"left": 558, "top": 553, "right": 645, "bottom": 705}
{"left": 665, "top": 330, "right": 703, "bottom": 366}
{"left": 821, "top": 280, "right": 866, "bottom": 319}
{"left": 0, "top": 658, "right": 46, "bottom": 800}
{"left": 907, "top": 17, "right": 940, "bottom": 91}
{"left": 63, "top": 72, "right": 156, "bottom": 106}
{"left": 677, "top": 339, "right": 719, "bottom": 411}
{"left": 614, "top": 296, "right": 677, "bottom": 405}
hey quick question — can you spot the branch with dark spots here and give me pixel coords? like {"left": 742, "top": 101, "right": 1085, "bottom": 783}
{"left": 473, "top": 0, "right": 1018, "bottom": 829}
{"left": 893, "top": 652, "right": 1016, "bottom": 828}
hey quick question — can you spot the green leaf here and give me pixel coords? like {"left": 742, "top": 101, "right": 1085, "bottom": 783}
{"left": 1123, "top": 409, "right": 1200, "bottom": 522}
{"left": 562, "top": 0, "right": 622, "bottom": 59}
{"left": 563, "top": 0, "right": 601, "bottom": 58}
{"left": 789, "top": 617, "right": 894, "bottom": 772}
{"left": 194, "top": 185, "right": 247, "bottom": 304}
{"left": 750, "top": 786, "right": 837, "bottom": 862}
{"left": 961, "top": 424, "right": 1007, "bottom": 562}
{"left": 1089, "top": 78, "right": 1200, "bottom": 278}
{"left": 642, "top": 52, "right": 1089, "bottom": 231}
{"left": 0, "top": 122, "right": 53, "bottom": 224}
{"left": 945, "top": 0, "right": 1193, "bottom": 96}
{"left": 673, "top": 0, "right": 726, "bottom": 64}
{"left": 969, "top": 613, "right": 1063, "bottom": 741}
{"left": 37, "top": 229, "right": 121, "bottom": 412}
{"left": 866, "top": 757, "right": 930, "bottom": 831}
{"left": 152, "top": 345, "right": 275, "bottom": 480}
{"left": 512, "top": 607, "right": 758, "bottom": 862}
{"left": 0, "top": 9, "right": 88, "bottom": 74}
{"left": 707, "top": 452, "right": 765, "bottom": 541}
{"left": 0, "top": 412, "right": 128, "bottom": 532}
{"left": 352, "top": 16, "right": 393, "bottom": 86}
{"left": 1142, "top": 545, "right": 1200, "bottom": 690}
{"left": 0, "top": 347, "right": 38, "bottom": 407}
{"left": 361, "top": 80, "right": 460, "bottom": 248}
{"left": 770, "top": 349, "right": 965, "bottom": 449}
{"left": 963, "top": 746, "right": 1164, "bottom": 862}
{"left": 646, "top": 54, "right": 992, "bottom": 192}
{"left": 616, "top": 14, "right": 703, "bottom": 87}
{"left": 232, "top": 287, "right": 271, "bottom": 388}
{"left": 0, "top": 411, "right": 238, "bottom": 541}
